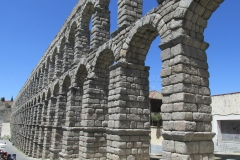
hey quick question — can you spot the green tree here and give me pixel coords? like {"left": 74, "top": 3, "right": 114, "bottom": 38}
{"left": 11, "top": 96, "right": 13, "bottom": 101}
{"left": 151, "top": 113, "right": 162, "bottom": 127}
{"left": 1, "top": 97, "right": 5, "bottom": 102}
{"left": 5, "top": 103, "right": 11, "bottom": 108}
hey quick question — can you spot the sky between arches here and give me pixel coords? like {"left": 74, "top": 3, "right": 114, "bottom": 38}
{"left": 0, "top": 0, "right": 239, "bottom": 100}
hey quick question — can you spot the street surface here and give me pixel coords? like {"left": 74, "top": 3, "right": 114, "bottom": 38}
{"left": 0, "top": 139, "right": 40, "bottom": 160}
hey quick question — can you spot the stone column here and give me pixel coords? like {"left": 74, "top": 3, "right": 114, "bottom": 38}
{"left": 21, "top": 110, "right": 25, "bottom": 150}
{"left": 59, "top": 87, "right": 82, "bottom": 159}
{"left": 49, "top": 94, "right": 67, "bottom": 160}
{"left": 79, "top": 76, "right": 108, "bottom": 159}
{"left": 27, "top": 105, "right": 35, "bottom": 157}
{"left": 35, "top": 79, "right": 39, "bottom": 94}
{"left": 18, "top": 111, "right": 24, "bottom": 151}
{"left": 74, "top": 28, "right": 90, "bottom": 64}
{"left": 32, "top": 103, "right": 43, "bottom": 158}
{"left": 25, "top": 107, "right": 30, "bottom": 154}
{"left": 22, "top": 108, "right": 27, "bottom": 153}
{"left": 24, "top": 107, "right": 31, "bottom": 155}
{"left": 31, "top": 104, "right": 38, "bottom": 157}
{"left": 48, "top": 60, "right": 55, "bottom": 83}
{"left": 37, "top": 100, "right": 48, "bottom": 158}
{"left": 42, "top": 97, "right": 56, "bottom": 159}
{"left": 107, "top": 62, "right": 150, "bottom": 160}
{"left": 11, "top": 112, "right": 19, "bottom": 149}
{"left": 19, "top": 113, "right": 22, "bottom": 149}
{"left": 39, "top": 71, "right": 43, "bottom": 90}
{"left": 91, "top": 4, "right": 110, "bottom": 49}
{"left": 42, "top": 68, "right": 48, "bottom": 88}
{"left": 19, "top": 111, "right": 22, "bottom": 150}
{"left": 26, "top": 89, "right": 29, "bottom": 100}
{"left": 63, "top": 41, "right": 74, "bottom": 73}
{"left": 18, "top": 111, "right": 22, "bottom": 149}
{"left": 54, "top": 53, "right": 63, "bottom": 79}
{"left": 159, "top": 42, "right": 215, "bottom": 159}
{"left": 33, "top": 81, "right": 36, "bottom": 96}
{"left": 30, "top": 81, "right": 34, "bottom": 97}
{"left": 32, "top": 81, "right": 36, "bottom": 96}
{"left": 118, "top": 0, "right": 142, "bottom": 28}
{"left": 24, "top": 118, "right": 28, "bottom": 154}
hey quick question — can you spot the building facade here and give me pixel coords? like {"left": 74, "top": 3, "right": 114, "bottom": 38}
{"left": 0, "top": 119, "right": 2, "bottom": 138}
{"left": 149, "top": 91, "right": 163, "bottom": 156}
{"left": 10, "top": 0, "right": 225, "bottom": 159}
{"left": 212, "top": 92, "right": 240, "bottom": 154}
{"left": 0, "top": 101, "right": 12, "bottom": 138}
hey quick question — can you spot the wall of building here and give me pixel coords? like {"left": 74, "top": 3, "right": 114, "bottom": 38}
{"left": 0, "top": 101, "right": 13, "bottom": 109}
{"left": 0, "top": 101, "right": 12, "bottom": 123}
{"left": 150, "top": 127, "right": 163, "bottom": 155}
{"left": 1, "top": 123, "right": 10, "bottom": 138}
{"left": 0, "top": 120, "right": 2, "bottom": 138}
{"left": 0, "top": 108, "right": 11, "bottom": 123}
{"left": 212, "top": 92, "right": 240, "bottom": 153}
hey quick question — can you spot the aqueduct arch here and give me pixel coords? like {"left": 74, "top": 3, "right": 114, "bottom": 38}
{"left": 11, "top": 0, "right": 226, "bottom": 159}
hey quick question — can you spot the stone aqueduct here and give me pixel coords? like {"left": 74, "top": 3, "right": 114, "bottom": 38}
{"left": 11, "top": 0, "right": 223, "bottom": 159}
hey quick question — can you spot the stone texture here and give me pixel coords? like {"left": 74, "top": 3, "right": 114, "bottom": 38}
{"left": 10, "top": 0, "right": 222, "bottom": 159}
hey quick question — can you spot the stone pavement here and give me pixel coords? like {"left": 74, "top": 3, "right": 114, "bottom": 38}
{"left": 0, "top": 139, "right": 40, "bottom": 160}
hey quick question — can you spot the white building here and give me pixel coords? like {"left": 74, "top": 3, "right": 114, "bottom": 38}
{"left": 149, "top": 91, "right": 240, "bottom": 157}
{"left": 0, "top": 119, "right": 2, "bottom": 138}
{"left": 149, "top": 91, "right": 163, "bottom": 156}
{"left": 211, "top": 92, "right": 240, "bottom": 154}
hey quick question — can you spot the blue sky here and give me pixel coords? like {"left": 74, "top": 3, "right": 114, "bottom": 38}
{"left": 0, "top": 0, "right": 239, "bottom": 100}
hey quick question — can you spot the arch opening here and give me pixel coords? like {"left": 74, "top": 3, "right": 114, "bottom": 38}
{"left": 107, "top": 13, "right": 165, "bottom": 158}
{"left": 81, "top": 2, "right": 94, "bottom": 49}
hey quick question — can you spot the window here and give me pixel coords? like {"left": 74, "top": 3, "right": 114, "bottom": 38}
{"left": 221, "top": 120, "right": 240, "bottom": 141}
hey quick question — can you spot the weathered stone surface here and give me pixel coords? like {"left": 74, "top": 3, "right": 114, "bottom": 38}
{"left": 175, "top": 141, "right": 199, "bottom": 154}
{"left": 162, "top": 140, "right": 175, "bottom": 152}
{"left": 10, "top": 0, "right": 221, "bottom": 159}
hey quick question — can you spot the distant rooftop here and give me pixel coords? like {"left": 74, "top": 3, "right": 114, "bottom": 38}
{"left": 149, "top": 90, "right": 162, "bottom": 100}
{"left": 211, "top": 92, "right": 240, "bottom": 97}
